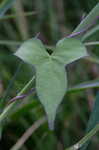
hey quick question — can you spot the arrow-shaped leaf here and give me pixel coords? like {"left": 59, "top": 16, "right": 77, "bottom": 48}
{"left": 15, "top": 37, "right": 87, "bottom": 130}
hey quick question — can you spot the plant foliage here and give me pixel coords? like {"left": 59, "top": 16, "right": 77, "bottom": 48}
{"left": 15, "top": 37, "right": 87, "bottom": 129}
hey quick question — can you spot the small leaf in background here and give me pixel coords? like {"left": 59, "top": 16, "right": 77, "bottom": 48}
{"left": 15, "top": 37, "right": 87, "bottom": 130}
{"left": 0, "top": 0, "right": 16, "bottom": 17}
{"left": 81, "top": 93, "right": 99, "bottom": 150}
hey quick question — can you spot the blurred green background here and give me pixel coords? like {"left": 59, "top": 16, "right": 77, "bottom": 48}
{"left": 0, "top": 0, "right": 99, "bottom": 150}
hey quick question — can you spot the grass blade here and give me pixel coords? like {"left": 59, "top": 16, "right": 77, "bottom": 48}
{"left": 72, "top": 3, "right": 99, "bottom": 37}
{"left": 80, "top": 93, "right": 99, "bottom": 150}
{"left": 0, "top": 0, "right": 16, "bottom": 17}
{"left": 68, "top": 79, "right": 99, "bottom": 93}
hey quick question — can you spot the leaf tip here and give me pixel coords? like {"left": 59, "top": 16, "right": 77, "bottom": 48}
{"left": 48, "top": 119, "right": 55, "bottom": 130}
{"left": 46, "top": 110, "right": 57, "bottom": 130}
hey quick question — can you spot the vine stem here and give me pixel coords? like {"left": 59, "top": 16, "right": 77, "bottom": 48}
{"left": 0, "top": 76, "right": 35, "bottom": 124}
{"left": 85, "top": 41, "right": 99, "bottom": 46}
{"left": 66, "top": 123, "right": 99, "bottom": 150}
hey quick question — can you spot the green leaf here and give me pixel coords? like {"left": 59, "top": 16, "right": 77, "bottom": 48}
{"left": 73, "top": 3, "right": 99, "bottom": 34}
{"left": 52, "top": 38, "right": 88, "bottom": 65}
{"left": 0, "top": 0, "right": 16, "bottom": 17}
{"left": 81, "top": 93, "right": 99, "bottom": 150}
{"left": 15, "top": 37, "right": 87, "bottom": 130}
{"left": 36, "top": 61, "right": 67, "bottom": 129}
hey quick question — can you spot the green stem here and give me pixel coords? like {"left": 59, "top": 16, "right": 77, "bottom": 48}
{"left": 66, "top": 124, "right": 99, "bottom": 150}
{"left": 0, "top": 40, "right": 21, "bottom": 45}
{"left": 0, "top": 76, "right": 35, "bottom": 124}
{"left": 85, "top": 41, "right": 99, "bottom": 46}
{"left": 68, "top": 79, "right": 99, "bottom": 93}
{"left": 0, "top": 11, "right": 37, "bottom": 20}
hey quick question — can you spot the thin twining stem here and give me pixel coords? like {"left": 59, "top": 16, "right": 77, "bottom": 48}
{"left": 67, "top": 16, "right": 99, "bottom": 38}
{"left": 0, "top": 76, "right": 35, "bottom": 124}
{"left": 8, "top": 88, "right": 35, "bottom": 104}
{"left": 85, "top": 41, "right": 99, "bottom": 46}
